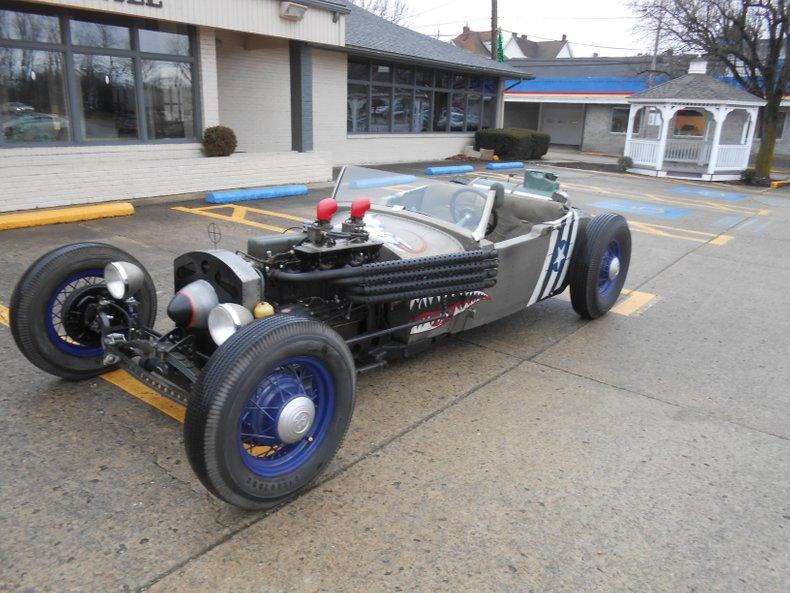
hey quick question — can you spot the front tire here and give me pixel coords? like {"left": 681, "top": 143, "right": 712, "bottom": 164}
{"left": 184, "top": 315, "right": 356, "bottom": 510}
{"left": 10, "top": 242, "right": 157, "bottom": 380}
{"left": 569, "top": 213, "right": 631, "bottom": 319}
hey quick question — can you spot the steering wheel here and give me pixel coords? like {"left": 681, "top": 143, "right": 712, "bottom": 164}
{"left": 449, "top": 188, "right": 498, "bottom": 235}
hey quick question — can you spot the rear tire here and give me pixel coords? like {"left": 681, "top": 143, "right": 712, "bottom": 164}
{"left": 569, "top": 213, "right": 631, "bottom": 319}
{"left": 10, "top": 243, "right": 157, "bottom": 380}
{"left": 184, "top": 315, "right": 356, "bottom": 510}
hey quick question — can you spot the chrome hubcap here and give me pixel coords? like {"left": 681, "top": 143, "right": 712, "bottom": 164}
{"left": 276, "top": 396, "right": 316, "bottom": 444}
{"left": 608, "top": 256, "right": 621, "bottom": 281}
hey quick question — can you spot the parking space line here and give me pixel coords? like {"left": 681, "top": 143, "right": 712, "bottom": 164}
{"left": 198, "top": 204, "right": 306, "bottom": 223}
{"left": 611, "top": 289, "right": 657, "bottom": 316}
{"left": 102, "top": 369, "right": 185, "bottom": 423}
{"left": 173, "top": 205, "right": 289, "bottom": 232}
{"left": 555, "top": 288, "right": 657, "bottom": 316}
{"left": 0, "top": 303, "right": 185, "bottom": 423}
{"left": 628, "top": 220, "right": 734, "bottom": 245}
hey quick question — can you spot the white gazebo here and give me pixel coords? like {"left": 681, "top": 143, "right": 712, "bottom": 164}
{"left": 623, "top": 60, "right": 766, "bottom": 181}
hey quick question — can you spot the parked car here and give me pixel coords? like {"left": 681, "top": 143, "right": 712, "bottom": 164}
{"left": 10, "top": 166, "right": 631, "bottom": 510}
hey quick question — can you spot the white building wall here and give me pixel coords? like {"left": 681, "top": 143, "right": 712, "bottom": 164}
{"left": 197, "top": 27, "right": 220, "bottom": 128}
{"left": 312, "top": 49, "right": 476, "bottom": 165}
{"left": 215, "top": 32, "right": 292, "bottom": 153}
{"left": 29, "top": 0, "right": 346, "bottom": 46}
{"left": 0, "top": 145, "right": 331, "bottom": 213}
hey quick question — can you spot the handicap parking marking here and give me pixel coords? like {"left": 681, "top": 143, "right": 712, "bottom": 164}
{"left": 0, "top": 302, "right": 184, "bottom": 423}
{"left": 564, "top": 181, "right": 769, "bottom": 216}
{"left": 591, "top": 198, "right": 694, "bottom": 219}
{"left": 670, "top": 186, "right": 745, "bottom": 202}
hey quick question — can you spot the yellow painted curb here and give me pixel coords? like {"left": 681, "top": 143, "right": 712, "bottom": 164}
{"left": 770, "top": 179, "right": 790, "bottom": 189}
{"left": 0, "top": 202, "right": 135, "bottom": 231}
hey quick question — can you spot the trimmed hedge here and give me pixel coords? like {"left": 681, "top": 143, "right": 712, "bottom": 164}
{"left": 202, "top": 125, "right": 238, "bottom": 157}
{"left": 474, "top": 128, "right": 550, "bottom": 160}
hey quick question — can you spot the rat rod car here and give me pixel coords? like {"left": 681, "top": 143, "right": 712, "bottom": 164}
{"left": 10, "top": 166, "right": 631, "bottom": 509}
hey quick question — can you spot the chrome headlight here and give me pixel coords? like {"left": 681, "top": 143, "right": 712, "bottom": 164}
{"left": 104, "top": 261, "right": 144, "bottom": 300}
{"left": 208, "top": 303, "right": 254, "bottom": 346}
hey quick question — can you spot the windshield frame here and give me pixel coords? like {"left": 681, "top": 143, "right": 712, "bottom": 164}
{"left": 332, "top": 165, "right": 495, "bottom": 241}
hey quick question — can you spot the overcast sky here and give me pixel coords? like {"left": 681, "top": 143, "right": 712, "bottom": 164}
{"left": 402, "top": 0, "right": 649, "bottom": 58}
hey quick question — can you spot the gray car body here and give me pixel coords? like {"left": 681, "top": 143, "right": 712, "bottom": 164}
{"left": 324, "top": 169, "right": 588, "bottom": 344}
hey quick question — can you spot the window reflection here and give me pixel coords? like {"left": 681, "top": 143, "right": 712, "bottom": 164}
{"left": 1, "top": 48, "right": 69, "bottom": 143}
{"left": 142, "top": 60, "right": 193, "bottom": 139}
{"left": 347, "top": 83, "right": 368, "bottom": 133}
{"left": 139, "top": 26, "right": 190, "bottom": 56}
{"left": 370, "top": 86, "right": 390, "bottom": 132}
{"left": 0, "top": 9, "right": 60, "bottom": 43}
{"left": 393, "top": 88, "right": 412, "bottom": 133}
{"left": 449, "top": 93, "right": 466, "bottom": 131}
{"left": 433, "top": 91, "right": 449, "bottom": 132}
{"left": 414, "top": 89, "right": 431, "bottom": 132}
{"left": 482, "top": 95, "right": 495, "bottom": 129}
{"left": 74, "top": 54, "right": 137, "bottom": 140}
{"left": 466, "top": 94, "right": 481, "bottom": 132}
{"left": 71, "top": 20, "right": 130, "bottom": 49}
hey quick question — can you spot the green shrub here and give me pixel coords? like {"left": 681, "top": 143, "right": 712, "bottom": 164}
{"left": 474, "top": 128, "right": 549, "bottom": 161}
{"left": 530, "top": 131, "right": 550, "bottom": 159}
{"left": 202, "top": 125, "right": 238, "bottom": 157}
{"left": 617, "top": 156, "right": 634, "bottom": 172}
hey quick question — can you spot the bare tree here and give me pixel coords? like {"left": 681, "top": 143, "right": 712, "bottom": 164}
{"left": 633, "top": 0, "right": 789, "bottom": 179}
{"left": 350, "top": 0, "right": 409, "bottom": 25}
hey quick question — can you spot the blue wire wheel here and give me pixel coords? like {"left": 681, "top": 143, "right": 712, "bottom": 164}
{"left": 597, "top": 239, "right": 621, "bottom": 298}
{"left": 238, "top": 356, "right": 336, "bottom": 478}
{"left": 44, "top": 269, "right": 106, "bottom": 358}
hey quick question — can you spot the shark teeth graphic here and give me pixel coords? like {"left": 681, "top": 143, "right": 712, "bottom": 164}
{"left": 409, "top": 290, "right": 491, "bottom": 335}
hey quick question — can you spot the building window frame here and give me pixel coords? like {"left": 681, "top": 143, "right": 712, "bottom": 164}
{"left": 0, "top": 0, "right": 201, "bottom": 148}
{"left": 609, "top": 106, "right": 630, "bottom": 135}
{"left": 347, "top": 56, "right": 498, "bottom": 136}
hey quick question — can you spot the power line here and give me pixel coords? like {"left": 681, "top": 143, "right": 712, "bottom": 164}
{"left": 414, "top": 15, "right": 638, "bottom": 29}
{"left": 408, "top": 0, "right": 457, "bottom": 19}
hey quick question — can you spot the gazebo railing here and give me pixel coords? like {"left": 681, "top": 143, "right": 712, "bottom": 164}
{"left": 626, "top": 139, "right": 659, "bottom": 167}
{"left": 716, "top": 145, "right": 750, "bottom": 170}
{"left": 665, "top": 139, "right": 710, "bottom": 164}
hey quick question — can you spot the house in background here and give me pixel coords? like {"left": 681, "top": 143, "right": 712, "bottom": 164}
{"left": 452, "top": 27, "right": 572, "bottom": 60}
{"left": 503, "top": 55, "right": 789, "bottom": 159}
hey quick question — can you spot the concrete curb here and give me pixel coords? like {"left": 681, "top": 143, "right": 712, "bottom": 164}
{"left": 0, "top": 202, "right": 135, "bottom": 231}
{"left": 205, "top": 185, "right": 309, "bottom": 203}
{"left": 770, "top": 179, "right": 790, "bottom": 189}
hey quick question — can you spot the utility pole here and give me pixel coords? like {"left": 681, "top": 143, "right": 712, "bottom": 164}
{"left": 648, "top": 2, "right": 664, "bottom": 87}
{"left": 491, "top": 0, "right": 498, "bottom": 60}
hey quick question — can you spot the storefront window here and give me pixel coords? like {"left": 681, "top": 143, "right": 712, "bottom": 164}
{"left": 0, "top": 9, "right": 60, "bottom": 43}
{"left": 348, "top": 58, "right": 499, "bottom": 135}
{"left": 70, "top": 20, "right": 130, "bottom": 50}
{"left": 139, "top": 24, "right": 190, "bottom": 56}
{"left": 370, "top": 86, "right": 390, "bottom": 132}
{"left": 143, "top": 60, "right": 193, "bottom": 139}
{"left": 393, "top": 88, "right": 412, "bottom": 132}
{"left": 74, "top": 54, "right": 137, "bottom": 140}
{"left": 466, "top": 94, "right": 481, "bottom": 132}
{"left": 0, "top": 5, "right": 197, "bottom": 146}
{"left": 433, "top": 91, "right": 449, "bottom": 132}
{"left": 347, "top": 83, "right": 368, "bottom": 133}
{"left": 0, "top": 48, "right": 70, "bottom": 143}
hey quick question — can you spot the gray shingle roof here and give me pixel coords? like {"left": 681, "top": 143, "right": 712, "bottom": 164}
{"left": 345, "top": 5, "right": 528, "bottom": 78}
{"left": 629, "top": 73, "right": 764, "bottom": 104}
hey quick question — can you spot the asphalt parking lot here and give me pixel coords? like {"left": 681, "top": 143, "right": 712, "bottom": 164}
{"left": 1, "top": 164, "right": 789, "bottom": 593}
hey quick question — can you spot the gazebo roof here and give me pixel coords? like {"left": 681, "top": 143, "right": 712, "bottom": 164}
{"left": 628, "top": 73, "right": 765, "bottom": 105}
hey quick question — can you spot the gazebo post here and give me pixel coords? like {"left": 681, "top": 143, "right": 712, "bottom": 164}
{"left": 624, "top": 105, "right": 638, "bottom": 160}
{"left": 654, "top": 105, "right": 674, "bottom": 173}
{"left": 742, "top": 108, "right": 759, "bottom": 169}
{"left": 706, "top": 107, "right": 733, "bottom": 176}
